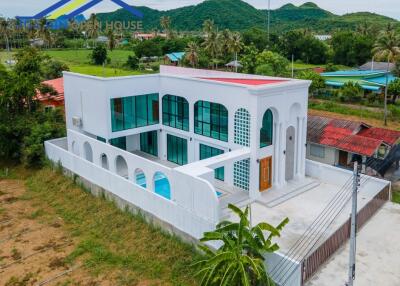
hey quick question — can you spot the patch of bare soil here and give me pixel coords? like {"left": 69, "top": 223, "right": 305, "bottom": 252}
{"left": 0, "top": 180, "right": 127, "bottom": 286}
{"left": 309, "top": 109, "right": 400, "bottom": 131}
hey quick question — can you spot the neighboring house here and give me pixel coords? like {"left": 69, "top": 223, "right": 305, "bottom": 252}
{"left": 164, "top": 52, "right": 185, "bottom": 66}
{"left": 321, "top": 70, "right": 398, "bottom": 93}
{"left": 314, "top": 35, "right": 331, "bottom": 41}
{"left": 359, "top": 61, "right": 396, "bottom": 72}
{"left": 36, "top": 77, "right": 65, "bottom": 110}
{"left": 307, "top": 115, "right": 400, "bottom": 175}
{"left": 133, "top": 32, "right": 166, "bottom": 41}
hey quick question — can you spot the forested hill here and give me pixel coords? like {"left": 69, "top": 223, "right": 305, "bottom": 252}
{"left": 96, "top": 0, "right": 398, "bottom": 32}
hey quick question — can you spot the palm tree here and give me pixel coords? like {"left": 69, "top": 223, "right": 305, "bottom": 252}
{"left": 185, "top": 41, "right": 199, "bottom": 67}
{"left": 373, "top": 30, "right": 400, "bottom": 125}
{"left": 357, "top": 22, "right": 372, "bottom": 37}
{"left": 220, "top": 29, "right": 232, "bottom": 58}
{"left": 86, "top": 13, "right": 100, "bottom": 47}
{"left": 107, "top": 29, "right": 116, "bottom": 51}
{"left": 203, "top": 30, "right": 221, "bottom": 69}
{"left": 36, "top": 18, "right": 52, "bottom": 48}
{"left": 202, "top": 19, "right": 215, "bottom": 37}
{"left": 27, "top": 19, "right": 37, "bottom": 40}
{"left": 160, "top": 16, "right": 172, "bottom": 39}
{"left": 194, "top": 204, "right": 289, "bottom": 286}
{"left": 0, "top": 18, "right": 10, "bottom": 52}
{"left": 229, "top": 32, "right": 244, "bottom": 72}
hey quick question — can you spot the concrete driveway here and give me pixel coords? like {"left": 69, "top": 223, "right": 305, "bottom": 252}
{"left": 306, "top": 202, "right": 400, "bottom": 286}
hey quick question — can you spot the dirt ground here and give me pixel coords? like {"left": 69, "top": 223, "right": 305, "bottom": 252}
{"left": 309, "top": 109, "right": 400, "bottom": 131}
{"left": 0, "top": 179, "right": 118, "bottom": 286}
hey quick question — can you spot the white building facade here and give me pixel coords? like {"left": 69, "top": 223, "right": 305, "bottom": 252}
{"left": 46, "top": 66, "right": 311, "bottom": 239}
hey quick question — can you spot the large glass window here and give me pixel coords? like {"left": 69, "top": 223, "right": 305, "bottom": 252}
{"left": 110, "top": 136, "right": 126, "bottom": 150}
{"left": 199, "top": 144, "right": 225, "bottom": 181}
{"left": 167, "top": 134, "right": 188, "bottom": 165}
{"left": 162, "top": 95, "right": 189, "bottom": 131}
{"left": 194, "top": 101, "right": 228, "bottom": 142}
{"left": 140, "top": 131, "right": 158, "bottom": 157}
{"left": 111, "top": 94, "right": 159, "bottom": 132}
{"left": 260, "top": 109, "right": 273, "bottom": 148}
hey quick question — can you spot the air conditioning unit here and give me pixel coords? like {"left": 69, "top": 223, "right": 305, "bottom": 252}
{"left": 72, "top": 116, "right": 82, "bottom": 127}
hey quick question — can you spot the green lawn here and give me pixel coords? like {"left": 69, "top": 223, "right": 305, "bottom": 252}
{"left": 44, "top": 49, "right": 132, "bottom": 66}
{"left": 1, "top": 164, "right": 201, "bottom": 285}
{"left": 293, "top": 62, "right": 352, "bottom": 70}
{"left": 393, "top": 191, "right": 400, "bottom": 204}
{"left": 1, "top": 49, "right": 146, "bottom": 77}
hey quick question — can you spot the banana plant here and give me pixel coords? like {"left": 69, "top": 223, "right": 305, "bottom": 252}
{"left": 194, "top": 204, "right": 289, "bottom": 286}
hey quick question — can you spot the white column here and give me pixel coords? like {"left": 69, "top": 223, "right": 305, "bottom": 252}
{"left": 296, "top": 117, "right": 303, "bottom": 177}
{"left": 279, "top": 123, "right": 286, "bottom": 186}
{"left": 273, "top": 122, "right": 279, "bottom": 185}
{"left": 295, "top": 117, "right": 300, "bottom": 176}
{"left": 301, "top": 117, "right": 306, "bottom": 176}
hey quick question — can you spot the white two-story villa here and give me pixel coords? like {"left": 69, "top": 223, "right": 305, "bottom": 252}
{"left": 45, "top": 66, "right": 390, "bottom": 286}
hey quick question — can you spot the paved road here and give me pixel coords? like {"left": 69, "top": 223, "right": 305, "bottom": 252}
{"left": 306, "top": 202, "right": 400, "bottom": 286}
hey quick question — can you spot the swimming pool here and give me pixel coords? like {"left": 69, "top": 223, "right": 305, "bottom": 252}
{"left": 136, "top": 172, "right": 222, "bottom": 200}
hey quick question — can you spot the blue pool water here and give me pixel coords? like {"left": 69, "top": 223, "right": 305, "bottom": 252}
{"left": 154, "top": 176, "right": 171, "bottom": 200}
{"left": 136, "top": 172, "right": 223, "bottom": 200}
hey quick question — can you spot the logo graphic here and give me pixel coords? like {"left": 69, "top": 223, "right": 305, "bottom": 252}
{"left": 17, "top": 0, "right": 143, "bottom": 21}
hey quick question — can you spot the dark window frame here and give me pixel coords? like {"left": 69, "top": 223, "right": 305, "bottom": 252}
{"left": 194, "top": 101, "right": 228, "bottom": 142}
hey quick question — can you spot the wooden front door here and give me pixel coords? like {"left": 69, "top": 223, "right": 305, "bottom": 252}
{"left": 260, "top": 157, "right": 272, "bottom": 192}
{"left": 339, "top": 150, "right": 348, "bottom": 167}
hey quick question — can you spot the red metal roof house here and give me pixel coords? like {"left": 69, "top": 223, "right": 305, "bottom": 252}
{"left": 307, "top": 115, "right": 400, "bottom": 173}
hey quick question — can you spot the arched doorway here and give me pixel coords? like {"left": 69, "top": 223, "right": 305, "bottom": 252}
{"left": 285, "top": 126, "right": 296, "bottom": 181}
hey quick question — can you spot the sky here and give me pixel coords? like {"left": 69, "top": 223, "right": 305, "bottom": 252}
{"left": 0, "top": 0, "right": 399, "bottom": 20}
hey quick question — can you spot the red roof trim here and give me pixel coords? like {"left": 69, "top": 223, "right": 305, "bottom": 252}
{"left": 199, "top": 77, "right": 287, "bottom": 86}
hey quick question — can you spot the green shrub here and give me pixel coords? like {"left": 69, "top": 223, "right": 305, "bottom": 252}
{"left": 90, "top": 45, "right": 108, "bottom": 65}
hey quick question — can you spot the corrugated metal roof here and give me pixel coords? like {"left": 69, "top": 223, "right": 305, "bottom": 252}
{"left": 358, "top": 127, "right": 400, "bottom": 146}
{"left": 307, "top": 115, "right": 382, "bottom": 157}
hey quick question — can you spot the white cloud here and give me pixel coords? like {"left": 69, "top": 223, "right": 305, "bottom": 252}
{"left": 0, "top": 0, "right": 398, "bottom": 20}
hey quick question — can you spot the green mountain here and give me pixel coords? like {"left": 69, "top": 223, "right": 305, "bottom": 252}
{"left": 96, "top": 0, "right": 398, "bottom": 32}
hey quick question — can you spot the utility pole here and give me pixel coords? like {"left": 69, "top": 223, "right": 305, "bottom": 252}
{"left": 346, "top": 162, "right": 360, "bottom": 286}
{"left": 267, "top": 0, "right": 271, "bottom": 45}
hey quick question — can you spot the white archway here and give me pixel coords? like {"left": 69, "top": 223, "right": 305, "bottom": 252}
{"left": 115, "top": 155, "right": 128, "bottom": 179}
{"left": 71, "top": 141, "right": 80, "bottom": 156}
{"left": 100, "top": 153, "right": 109, "bottom": 170}
{"left": 135, "top": 168, "right": 146, "bottom": 188}
{"left": 153, "top": 172, "right": 171, "bottom": 200}
{"left": 83, "top": 142, "right": 93, "bottom": 162}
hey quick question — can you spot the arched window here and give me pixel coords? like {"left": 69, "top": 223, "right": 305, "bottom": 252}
{"left": 83, "top": 142, "right": 93, "bottom": 162}
{"left": 162, "top": 95, "right": 189, "bottom": 131}
{"left": 194, "top": 101, "right": 228, "bottom": 142}
{"left": 100, "top": 153, "right": 109, "bottom": 170}
{"left": 153, "top": 172, "right": 171, "bottom": 200}
{"left": 234, "top": 108, "right": 251, "bottom": 147}
{"left": 260, "top": 109, "right": 273, "bottom": 148}
{"left": 135, "top": 169, "right": 146, "bottom": 188}
{"left": 115, "top": 155, "right": 128, "bottom": 179}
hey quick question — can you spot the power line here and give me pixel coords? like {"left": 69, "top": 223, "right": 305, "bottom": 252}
{"left": 270, "top": 160, "right": 378, "bottom": 285}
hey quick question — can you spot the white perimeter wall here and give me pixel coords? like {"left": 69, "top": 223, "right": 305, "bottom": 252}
{"left": 45, "top": 129, "right": 221, "bottom": 239}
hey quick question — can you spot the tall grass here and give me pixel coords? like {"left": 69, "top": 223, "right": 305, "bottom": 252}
{"left": 23, "top": 167, "right": 200, "bottom": 285}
